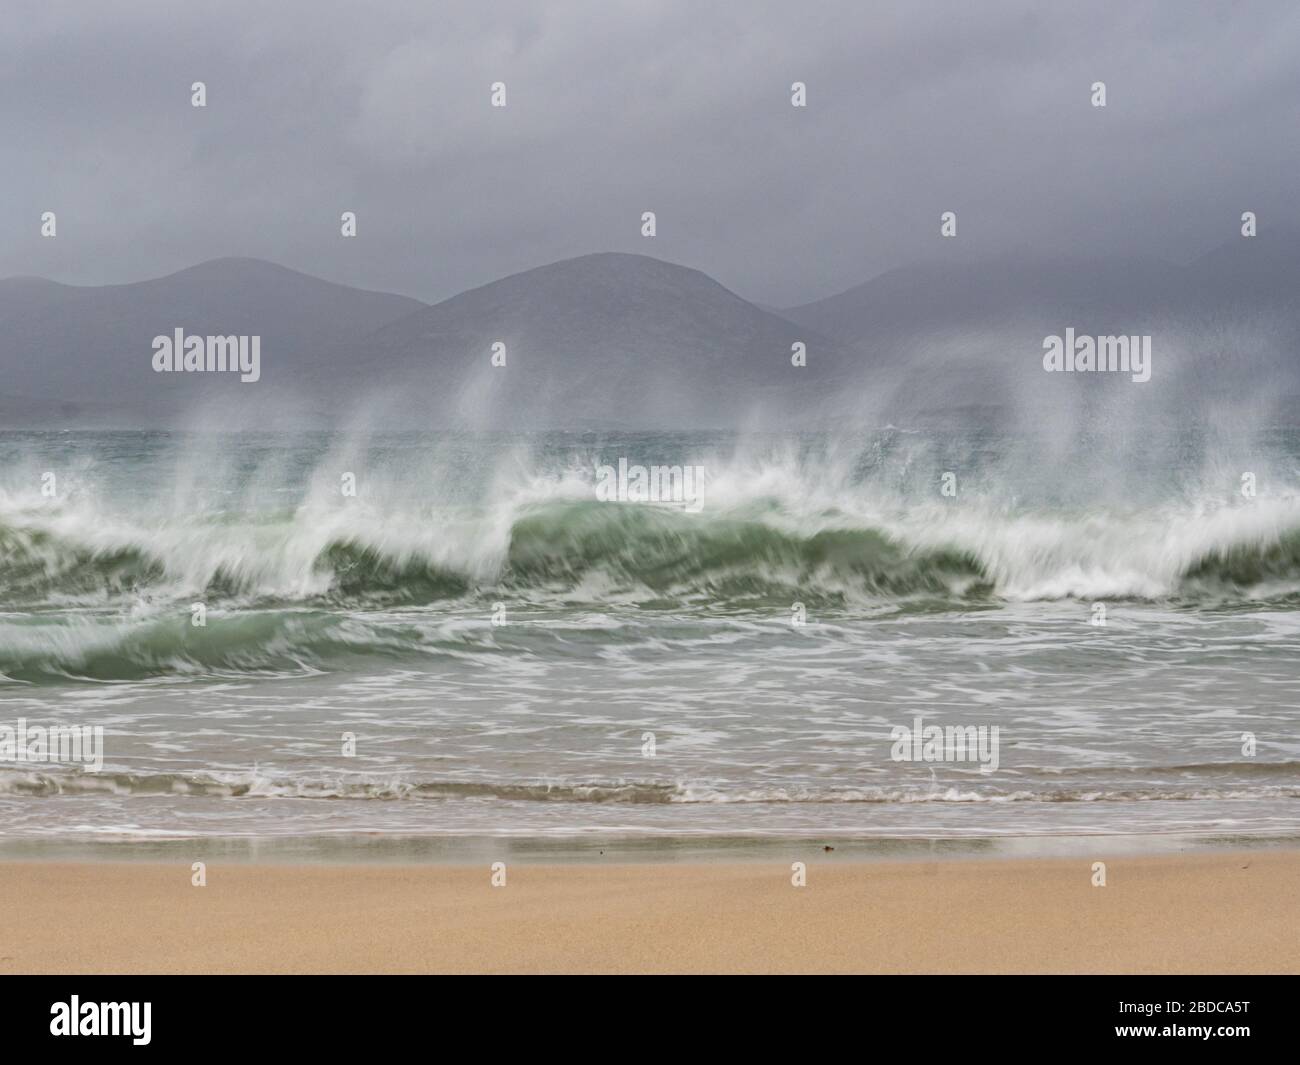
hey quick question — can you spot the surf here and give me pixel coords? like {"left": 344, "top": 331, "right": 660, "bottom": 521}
{"left": 4, "top": 426, "right": 1300, "bottom": 682}
{"left": 4, "top": 491, "right": 1300, "bottom": 609}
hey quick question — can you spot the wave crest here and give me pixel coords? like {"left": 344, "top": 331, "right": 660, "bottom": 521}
{"left": 4, "top": 495, "right": 1300, "bottom": 609}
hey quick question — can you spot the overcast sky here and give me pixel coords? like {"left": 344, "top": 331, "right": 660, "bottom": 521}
{"left": 4, "top": 0, "right": 1299, "bottom": 306}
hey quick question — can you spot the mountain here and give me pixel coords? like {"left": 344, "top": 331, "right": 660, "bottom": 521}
{"left": 6, "top": 236, "right": 1300, "bottom": 431}
{"left": 0, "top": 253, "right": 848, "bottom": 429}
{"left": 781, "top": 232, "right": 1300, "bottom": 424}
{"left": 0, "top": 258, "right": 426, "bottom": 426}
{"left": 340, "top": 252, "right": 847, "bottom": 428}
{"left": 1184, "top": 227, "right": 1300, "bottom": 306}
{"left": 782, "top": 254, "right": 1185, "bottom": 344}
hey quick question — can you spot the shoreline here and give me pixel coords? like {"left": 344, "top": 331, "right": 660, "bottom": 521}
{"left": 0, "top": 829, "right": 1294, "bottom": 865}
{"left": 3, "top": 849, "right": 1296, "bottom": 973}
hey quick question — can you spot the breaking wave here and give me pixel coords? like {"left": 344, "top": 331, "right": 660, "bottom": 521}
{"left": 4, "top": 492, "right": 1300, "bottom": 609}
{"left": 4, "top": 431, "right": 1300, "bottom": 680}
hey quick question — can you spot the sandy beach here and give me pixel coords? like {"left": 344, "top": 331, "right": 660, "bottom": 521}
{"left": 1, "top": 849, "right": 1295, "bottom": 974}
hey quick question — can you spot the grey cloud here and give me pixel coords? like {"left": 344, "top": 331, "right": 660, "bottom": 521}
{"left": 3, "top": 0, "right": 1299, "bottom": 305}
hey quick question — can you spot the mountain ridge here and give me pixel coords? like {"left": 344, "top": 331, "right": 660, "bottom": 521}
{"left": 4, "top": 241, "right": 1300, "bottom": 428}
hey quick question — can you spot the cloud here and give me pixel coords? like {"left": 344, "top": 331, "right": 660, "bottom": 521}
{"left": 4, "top": 0, "right": 1299, "bottom": 305}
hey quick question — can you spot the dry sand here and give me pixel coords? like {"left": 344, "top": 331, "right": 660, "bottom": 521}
{"left": 2, "top": 850, "right": 1295, "bottom": 974}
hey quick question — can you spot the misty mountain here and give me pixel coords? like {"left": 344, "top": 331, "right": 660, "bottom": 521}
{"left": 339, "top": 252, "right": 847, "bottom": 428}
{"left": 0, "top": 258, "right": 425, "bottom": 426}
{"left": 6, "top": 236, "right": 1300, "bottom": 431}
{"left": 782, "top": 231, "right": 1300, "bottom": 424}
{"left": 782, "top": 255, "right": 1185, "bottom": 344}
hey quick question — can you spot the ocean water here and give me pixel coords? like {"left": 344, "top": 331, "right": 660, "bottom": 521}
{"left": 0, "top": 428, "right": 1297, "bottom": 850}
